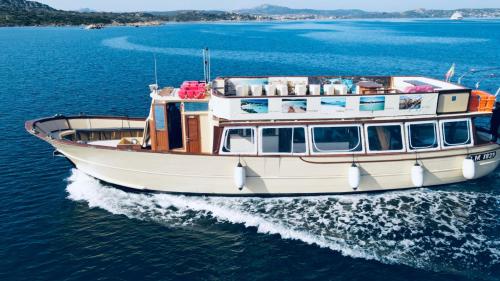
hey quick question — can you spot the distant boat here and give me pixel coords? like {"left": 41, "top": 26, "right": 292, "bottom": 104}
{"left": 85, "top": 24, "right": 104, "bottom": 30}
{"left": 450, "top": 11, "right": 464, "bottom": 20}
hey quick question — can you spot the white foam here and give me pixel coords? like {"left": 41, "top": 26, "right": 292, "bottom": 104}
{"left": 66, "top": 168, "right": 500, "bottom": 276}
{"left": 301, "top": 31, "right": 488, "bottom": 45}
{"left": 101, "top": 36, "right": 446, "bottom": 73}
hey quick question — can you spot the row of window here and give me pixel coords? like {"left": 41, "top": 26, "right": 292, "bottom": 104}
{"left": 219, "top": 119, "right": 473, "bottom": 155}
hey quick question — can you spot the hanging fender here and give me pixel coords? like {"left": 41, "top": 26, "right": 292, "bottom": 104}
{"left": 234, "top": 162, "right": 246, "bottom": 190}
{"left": 411, "top": 163, "right": 424, "bottom": 187}
{"left": 348, "top": 164, "right": 360, "bottom": 190}
{"left": 462, "top": 158, "right": 476, "bottom": 180}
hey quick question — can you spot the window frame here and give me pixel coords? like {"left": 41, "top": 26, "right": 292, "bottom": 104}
{"left": 364, "top": 122, "right": 406, "bottom": 154}
{"left": 219, "top": 126, "right": 257, "bottom": 155}
{"left": 309, "top": 124, "right": 365, "bottom": 155}
{"left": 154, "top": 104, "right": 166, "bottom": 131}
{"left": 439, "top": 118, "right": 474, "bottom": 149}
{"left": 258, "top": 125, "right": 309, "bottom": 155}
{"left": 405, "top": 120, "right": 441, "bottom": 152}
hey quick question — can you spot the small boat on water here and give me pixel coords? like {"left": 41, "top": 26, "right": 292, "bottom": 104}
{"left": 85, "top": 24, "right": 104, "bottom": 30}
{"left": 450, "top": 11, "right": 464, "bottom": 20}
{"left": 26, "top": 74, "right": 500, "bottom": 196}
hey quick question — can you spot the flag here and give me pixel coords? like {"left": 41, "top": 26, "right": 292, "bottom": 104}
{"left": 445, "top": 63, "right": 455, "bottom": 82}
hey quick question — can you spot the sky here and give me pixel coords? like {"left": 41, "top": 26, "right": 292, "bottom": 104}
{"left": 37, "top": 0, "right": 500, "bottom": 12}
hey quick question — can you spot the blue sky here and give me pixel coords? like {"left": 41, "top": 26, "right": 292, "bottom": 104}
{"left": 38, "top": 0, "right": 500, "bottom": 12}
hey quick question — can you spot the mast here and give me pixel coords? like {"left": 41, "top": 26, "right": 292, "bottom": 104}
{"left": 203, "top": 48, "right": 211, "bottom": 83}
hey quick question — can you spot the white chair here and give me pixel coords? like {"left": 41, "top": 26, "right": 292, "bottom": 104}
{"left": 324, "top": 84, "right": 335, "bottom": 95}
{"left": 309, "top": 84, "right": 321, "bottom": 96}
{"left": 265, "top": 84, "right": 277, "bottom": 96}
{"left": 334, "top": 84, "right": 348, "bottom": 95}
{"left": 295, "top": 84, "right": 307, "bottom": 96}
{"left": 236, "top": 84, "right": 249, "bottom": 96}
{"left": 277, "top": 84, "right": 288, "bottom": 96}
{"left": 250, "top": 85, "right": 263, "bottom": 96}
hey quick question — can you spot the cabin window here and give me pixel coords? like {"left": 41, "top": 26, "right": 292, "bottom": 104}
{"left": 184, "top": 102, "right": 209, "bottom": 112}
{"left": 406, "top": 121, "right": 439, "bottom": 151}
{"left": 259, "top": 126, "right": 307, "bottom": 155}
{"left": 366, "top": 123, "right": 405, "bottom": 152}
{"left": 440, "top": 119, "right": 472, "bottom": 147}
{"left": 154, "top": 104, "right": 165, "bottom": 130}
{"left": 310, "top": 125, "right": 363, "bottom": 154}
{"left": 472, "top": 117, "right": 491, "bottom": 145}
{"left": 220, "top": 127, "right": 256, "bottom": 154}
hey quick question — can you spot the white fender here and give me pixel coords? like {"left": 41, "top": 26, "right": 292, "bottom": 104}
{"left": 234, "top": 162, "right": 246, "bottom": 190}
{"left": 348, "top": 164, "right": 360, "bottom": 190}
{"left": 411, "top": 164, "right": 424, "bottom": 187}
{"left": 462, "top": 158, "right": 476, "bottom": 180}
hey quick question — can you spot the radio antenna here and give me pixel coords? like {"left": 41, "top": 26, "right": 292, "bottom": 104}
{"left": 203, "top": 48, "right": 211, "bottom": 83}
{"left": 154, "top": 54, "right": 158, "bottom": 86}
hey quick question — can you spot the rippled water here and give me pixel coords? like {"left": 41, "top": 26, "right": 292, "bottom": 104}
{"left": 1, "top": 20, "right": 500, "bottom": 280}
{"left": 67, "top": 170, "right": 500, "bottom": 276}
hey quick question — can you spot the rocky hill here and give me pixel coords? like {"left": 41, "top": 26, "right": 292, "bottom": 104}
{"left": 237, "top": 4, "right": 500, "bottom": 19}
{"left": 0, "top": 0, "right": 257, "bottom": 26}
{"left": 0, "top": 0, "right": 161, "bottom": 26}
{"left": 238, "top": 4, "right": 368, "bottom": 17}
{"left": 1, "top": 1, "right": 499, "bottom": 27}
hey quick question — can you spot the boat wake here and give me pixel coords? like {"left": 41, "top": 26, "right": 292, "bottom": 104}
{"left": 101, "top": 36, "right": 440, "bottom": 72}
{"left": 66, "top": 169, "right": 500, "bottom": 277}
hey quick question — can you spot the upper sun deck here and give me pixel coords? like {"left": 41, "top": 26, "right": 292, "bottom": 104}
{"left": 208, "top": 75, "right": 479, "bottom": 121}
{"left": 150, "top": 75, "right": 494, "bottom": 122}
{"left": 212, "top": 75, "right": 467, "bottom": 96}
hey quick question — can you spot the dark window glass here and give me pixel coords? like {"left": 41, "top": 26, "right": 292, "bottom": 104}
{"left": 408, "top": 123, "right": 438, "bottom": 150}
{"left": 261, "top": 127, "right": 306, "bottom": 154}
{"left": 167, "top": 103, "right": 183, "bottom": 149}
{"left": 442, "top": 120, "right": 471, "bottom": 146}
{"left": 312, "top": 126, "right": 362, "bottom": 153}
{"left": 472, "top": 117, "right": 491, "bottom": 145}
{"left": 367, "top": 125, "right": 403, "bottom": 151}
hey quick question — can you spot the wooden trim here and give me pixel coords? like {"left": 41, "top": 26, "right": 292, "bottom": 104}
{"left": 164, "top": 104, "right": 170, "bottom": 151}
{"left": 185, "top": 115, "right": 201, "bottom": 153}
{"left": 212, "top": 126, "right": 223, "bottom": 154}
{"left": 150, "top": 119, "right": 157, "bottom": 151}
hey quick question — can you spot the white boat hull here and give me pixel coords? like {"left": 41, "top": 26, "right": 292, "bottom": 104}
{"left": 52, "top": 141, "right": 500, "bottom": 196}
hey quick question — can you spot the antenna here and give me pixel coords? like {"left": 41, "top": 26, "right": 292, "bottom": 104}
{"left": 149, "top": 54, "right": 159, "bottom": 94}
{"left": 457, "top": 68, "right": 477, "bottom": 85}
{"left": 203, "top": 48, "right": 211, "bottom": 83}
{"left": 154, "top": 54, "right": 158, "bottom": 86}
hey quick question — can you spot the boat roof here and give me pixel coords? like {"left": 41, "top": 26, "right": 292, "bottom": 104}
{"left": 212, "top": 75, "right": 467, "bottom": 97}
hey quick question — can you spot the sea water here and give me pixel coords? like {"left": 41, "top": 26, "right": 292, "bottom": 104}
{"left": 0, "top": 19, "right": 499, "bottom": 281}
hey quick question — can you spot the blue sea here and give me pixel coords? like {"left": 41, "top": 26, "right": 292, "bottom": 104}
{"left": 1, "top": 19, "right": 500, "bottom": 281}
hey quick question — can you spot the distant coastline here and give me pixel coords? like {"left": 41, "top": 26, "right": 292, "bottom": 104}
{"left": 1, "top": 0, "right": 499, "bottom": 27}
